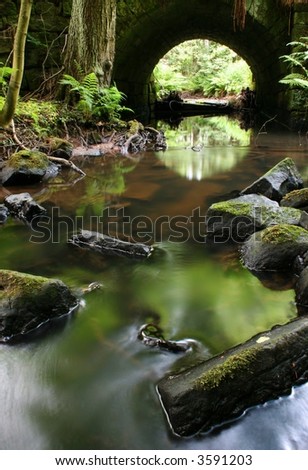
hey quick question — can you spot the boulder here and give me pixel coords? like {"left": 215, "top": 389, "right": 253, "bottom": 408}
{"left": 4, "top": 192, "right": 46, "bottom": 223}
{"left": 241, "top": 224, "right": 308, "bottom": 271}
{"left": 0, "top": 269, "right": 79, "bottom": 342}
{"left": 240, "top": 157, "right": 303, "bottom": 202}
{"left": 0, "top": 150, "right": 58, "bottom": 186}
{"left": 68, "top": 230, "right": 154, "bottom": 259}
{"left": 157, "top": 316, "right": 308, "bottom": 437}
{"left": 205, "top": 194, "right": 301, "bottom": 242}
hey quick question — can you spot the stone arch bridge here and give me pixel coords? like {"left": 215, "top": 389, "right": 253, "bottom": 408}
{"left": 0, "top": 0, "right": 307, "bottom": 122}
{"left": 115, "top": 0, "right": 307, "bottom": 121}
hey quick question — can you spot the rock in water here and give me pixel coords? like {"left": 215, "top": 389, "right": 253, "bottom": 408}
{"left": 240, "top": 224, "right": 308, "bottom": 271}
{"left": 241, "top": 157, "right": 303, "bottom": 202}
{"left": 4, "top": 192, "right": 46, "bottom": 223}
{"left": 0, "top": 270, "right": 79, "bottom": 343}
{"left": 205, "top": 194, "right": 301, "bottom": 242}
{"left": 157, "top": 317, "right": 308, "bottom": 437}
{"left": 68, "top": 230, "right": 153, "bottom": 259}
{"left": 0, "top": 150, "right": 58, "bottom": 186}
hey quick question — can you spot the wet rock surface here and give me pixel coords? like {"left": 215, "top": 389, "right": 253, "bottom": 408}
{"left": 4, "top": 192, "right": 46, "bottom": 223}
{"left": 157, "top": 317, "right": 308, "bottom": 437}
{"left": 68, "top": 230, "right": 154, "bottom": 259}
{"left": 240, "top": 157, "right": 303, "bottom": 202}
{"left": 0, "top": 269, "right": 79, "bottom": 343}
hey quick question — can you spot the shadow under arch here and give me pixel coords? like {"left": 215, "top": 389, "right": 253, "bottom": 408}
{"left": 113, "top": 0, "right": 289, "bottom": 121}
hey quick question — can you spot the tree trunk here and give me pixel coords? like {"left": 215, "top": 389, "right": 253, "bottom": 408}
{"left": 64, "top": 0, "right": 116, "bottom": 87}
{"left": 0, "top": 0, "right": 33, "bottom": 128}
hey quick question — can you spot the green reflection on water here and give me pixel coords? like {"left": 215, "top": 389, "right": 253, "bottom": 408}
{"left": 157, "top": 116, "right": 251, "bottom": 180}
{"left": 27, "top": 242, "right": 295, "bottom": 449}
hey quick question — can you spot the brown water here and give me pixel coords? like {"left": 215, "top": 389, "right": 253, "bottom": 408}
{"left": 0, "top": 115, "right": 308, "bottom": 449}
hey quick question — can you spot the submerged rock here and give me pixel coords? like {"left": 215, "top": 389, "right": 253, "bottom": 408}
{"left": 241, "top": 157, "right": 303, "bottom": 202}
{"left": 4, "top": 192, "right": 46, "bottom": 223}
{"left": 68, "top": 230, "right": 153, "bottom": 259}
{"left": 157, "top": 316, "right": 308, "bottom": 437}
{"left": 0, "top": 269, "right": 79, "bottom": 343}
{"left": 205, "top": 194, "right": 301, "bottom": 242}
{"left": 241, "top": 224, "right": 308, "bottom": 271}
{"left": 0, "top": 149, "right": 58, "bottom": 186}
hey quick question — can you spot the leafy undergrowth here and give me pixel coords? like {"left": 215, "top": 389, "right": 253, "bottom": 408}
{"left": 0, "top": 96, "right": 132, "bottom": 158}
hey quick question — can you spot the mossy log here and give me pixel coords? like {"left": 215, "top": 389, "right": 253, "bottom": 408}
{"left": 157, "top": 316, "right": 308, "bottom": 437}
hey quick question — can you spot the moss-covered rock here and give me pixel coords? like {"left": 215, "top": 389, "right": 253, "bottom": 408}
{"left": 280, "top": 188, "right": 308, "bottom": 209}
{"left": 0, "top": 149, "right": 58, "bottom": 186}
{"left": 205, "top": 194, "right": 301, "bottom": 242}
{"left": 157, "top": 316, "right": 308, "bottom": 436}
{"left": 241, "top": 224, "right": 308, "bottom": 271}
{"left": 0, "top": 269, "right": 79, "bottom": 343}
{"left": 44, "top": 137, "right": 74, "bottom": 159}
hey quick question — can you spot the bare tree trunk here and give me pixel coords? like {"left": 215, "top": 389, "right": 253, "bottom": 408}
{"left": 0, "top": 0, "right": 33, "bottom": 128}
{"left": 64, "top": 0, "right": 116, "bottom": 87}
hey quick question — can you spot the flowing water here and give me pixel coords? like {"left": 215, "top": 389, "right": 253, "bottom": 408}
{"left": 1, "top": 115, "right": 308, "bottom": 450}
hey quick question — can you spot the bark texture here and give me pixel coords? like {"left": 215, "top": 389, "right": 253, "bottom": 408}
{"left": 64, "top": 0, "right": 116, "bottom": 86}
{"left": 0, "top": 0, "right": 33, "bottom": 128}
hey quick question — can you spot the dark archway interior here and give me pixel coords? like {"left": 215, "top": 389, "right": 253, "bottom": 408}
{"left": 114, "top": 0, "right": 289, "bottom": 120}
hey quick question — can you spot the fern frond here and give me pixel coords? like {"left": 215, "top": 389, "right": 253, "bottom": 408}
{"left": 59, "top": 74, "right": 82, "bottom": 90}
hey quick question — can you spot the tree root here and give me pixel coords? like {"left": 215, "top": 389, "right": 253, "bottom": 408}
{"left": 47, "top": 155, "right": 86, "bottom": 176}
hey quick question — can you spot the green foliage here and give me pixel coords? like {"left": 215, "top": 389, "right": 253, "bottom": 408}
{"left": 60, "top": 72, "right": 133, "bottom": 122}
{"left": 280, "top": 37, "right": 308, "bottom": 109}
{"left": 154, "top": 39, "right": 252, "bottom": 98}
{"left": 0, "top": 62, "right": 13, "bottom": 94}
{"left": 280, "top": 38, "right": 308, "bottom": 89}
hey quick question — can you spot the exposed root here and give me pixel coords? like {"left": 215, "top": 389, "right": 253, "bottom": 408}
{"left": 47, "top": 155, "right": 86, "bottom": 176}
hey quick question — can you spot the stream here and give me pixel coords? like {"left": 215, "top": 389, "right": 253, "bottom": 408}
{"left": 0, "top": 115, "right": 308, "bottom": 449}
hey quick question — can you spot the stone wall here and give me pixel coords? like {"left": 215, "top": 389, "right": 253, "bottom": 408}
{"left": 0, "top": 0, "right": 307, "bottom": 124}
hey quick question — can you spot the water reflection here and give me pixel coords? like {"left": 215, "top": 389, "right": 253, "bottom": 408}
{"left": 157, "top": 116, "right": 251, "bottom": 180}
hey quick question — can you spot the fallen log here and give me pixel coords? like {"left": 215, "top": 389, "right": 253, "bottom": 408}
{"left": 157, "top": 316, "right": 308, "bottom": 437}
{"left": 68, "top": 230, "right": 153, "bottom": 260}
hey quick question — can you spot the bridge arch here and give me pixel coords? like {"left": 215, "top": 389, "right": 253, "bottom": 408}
{"left": 114, "top": 0, "right": 290, "bottom": 121}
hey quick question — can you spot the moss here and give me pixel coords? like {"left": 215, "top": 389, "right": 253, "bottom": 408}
{"left": 283, "top": 188, "right": 308, "bottom": 201}
{"left": 260, "top": 224, "right": 308, "bottom": 244}
{"left": 8, "top": 150, "right": 49, "bottom": 171}
{"left": 194, "top": 348, "right": 258, "bottom": 391}
{"left": 127, "top": 119, "right": 144, "bottom": 135}
{"left": 210, "top": 201, "right": 253, "bottom": 217}
{"left": 0, "top": 270, "right": 51, "bottom": 301}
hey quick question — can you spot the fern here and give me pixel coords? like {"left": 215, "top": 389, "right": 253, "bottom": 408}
{"left": 60, "top": 71, "right": 132, "bottom": 122}
{"left": 280, "top": 37, "right": 308, "bottom": 89}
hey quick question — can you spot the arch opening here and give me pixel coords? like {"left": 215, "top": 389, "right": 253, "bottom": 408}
{"left": 153, "top": 39, "right": 254, "bottom": 102}
{"left": 114, "top": 0, "right": 289, "bottom": 122}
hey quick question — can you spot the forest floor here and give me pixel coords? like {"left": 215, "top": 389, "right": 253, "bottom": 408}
{"left": 0, "top": 97, "right": 166, "bottom": 160}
